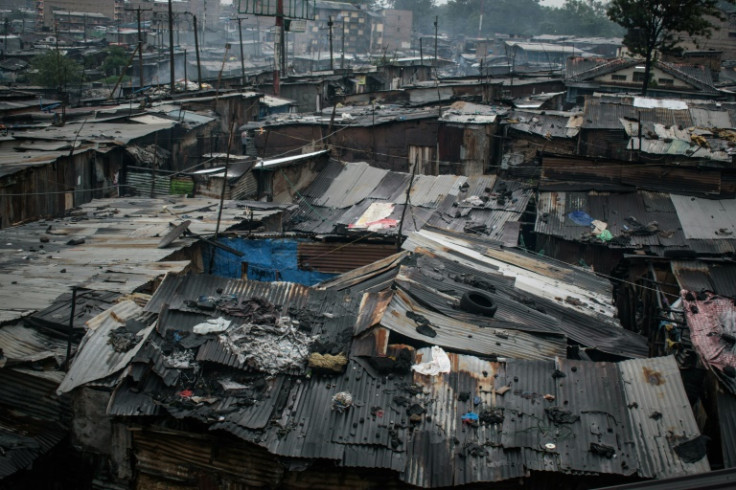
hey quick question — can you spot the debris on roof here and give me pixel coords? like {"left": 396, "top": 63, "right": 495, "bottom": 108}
{"left": 288, "top": 160, "right": 532, "bottom": 243}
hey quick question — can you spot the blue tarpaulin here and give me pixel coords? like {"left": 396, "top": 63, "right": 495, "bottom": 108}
{"left": 567, "top": 210, "right": 594, "bottom": 226}
{"left": 203, "top": 238, "right": 336, "bottom": 286}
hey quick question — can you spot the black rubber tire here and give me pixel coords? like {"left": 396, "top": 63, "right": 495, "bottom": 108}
{"left": 460, "top": 290, "right": 497, "bottom": 317}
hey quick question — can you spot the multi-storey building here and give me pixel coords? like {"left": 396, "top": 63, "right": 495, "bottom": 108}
{"left": 376, "top": 9, "right": 411, "bottom": 51}
{"left": 37, "top": 0, "right": 118, "bottom": 29}
{"left": 679, "top": 2, "right": 736, "bottom": 61}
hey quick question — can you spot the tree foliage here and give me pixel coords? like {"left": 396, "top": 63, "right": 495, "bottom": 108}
{"left": 548, "top": 0, "right": 622, "bottom": 37}
{"left": 101, "top": 46, "right": 130, "bottom": 76}
{"left": 30, "top": 50, "right": 83, "bottom": 89}
{"left": 606, "top": 0, "right": 731, "bottom": 94}
{"left": 434, "top": 0, "right": 618, "bottom": 38}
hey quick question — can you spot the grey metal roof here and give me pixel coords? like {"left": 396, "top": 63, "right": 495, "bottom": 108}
{"left": 290, "top": 161, "right": 532, "bottom": 241}
{"left": 717, "top": 391, "right": 736, "bottom": 470}
{"left": 507, "top": 110, "right": 581, "bottom": 139}
{"left": 0, "top": 367, "right": 70, "bottom": 478}
{"left": 58, "top": 300, "right": 152, "bottom": 394}
{"left": 536, "top": 191, "right": 694, "bottom": 255}
{"left": 618, "top": 355, "right": 710, "bottom": 478}
{"left": 401, "top": 228, "right": 648, "bottom": 358}
{"left": 670, "top": 194, "right": 736, "bottom": 240}
{"left": 671, "top": 261, "right": 736, "bottom": 298}
{"left": 372, "top": 286, "right": 567, "bottom": 360}
{"left": 104, "top": 319, "right": 706, "bottom": 487}
{"left": 0, "top": 197, "right": 290, "bottom": 325}
{"left": 0, "top": 324, "right": 68, "bottom": 365}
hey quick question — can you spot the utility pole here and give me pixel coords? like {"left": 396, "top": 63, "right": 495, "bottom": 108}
{"left": 168, "top": 0, "right": 175, "bottom": 94}
{"left": 433, "top": 16, "right": 438, "bottom": 67}
{"left": 328, "top": 16, "right": 333, "bottom": 71}
{"left": 125, "top": 6, "right": 151, "bottom": 89}
{"left": 190, "top": 14, "right": 202, "bottom": 90}
{"left": 273, "top": 0, "right": 284, "bottom": 95}
{"left": 340, "top": 17, "right": 345, "bottom": 69}
{"left": 236, "top": 17, "right": 246, "bottom": 86}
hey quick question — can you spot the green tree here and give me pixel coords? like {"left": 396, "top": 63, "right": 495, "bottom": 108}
{"left": 30, "top": 50, "right": 83, "bottom": 89}
{"left": 607, "top": 0, "right": 732, "bottom": 94}
{"left": 101, "top": 46, "right": 130, "bottom": 76}
{"left": 548, "top": 0, "right": 622, "bottom": 37}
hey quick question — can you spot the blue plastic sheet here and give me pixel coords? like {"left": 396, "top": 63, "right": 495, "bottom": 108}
{"left": 204, "top": 238, "right": 336, "bottom": 286}
{"left": 568, "top": 210, "right": 594, "bottom": 226}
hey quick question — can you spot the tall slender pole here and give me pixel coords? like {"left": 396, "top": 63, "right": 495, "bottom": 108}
{"left": 341, "top": 18, "right": 345, "bottom": 69}
{"left": 209, "top": 116, "right": 237, "bottom": 274}
{"left": 192, "top": 14, "right": 202, "bottom": 90}
{"left": 65, "top": 286, "right": 78, "bottom": 370}
{"left": 274, "top": 0, "right": 283, "bottom": 95}
{"left": 280, "top": 1, "right": 286, "bottom": 77}
{"left": 168, "top": 0, "right": 175, "bottom": 94}
{"left": 433, "top": 16, "right": 438, "bottom": 67}
{"left": 237, "top": 17, "right": 246, "bottom": 86}
{"left": 137, "top": 7, "right": 144, "bottom": 87}
{"left": 328, "top": 16, "right": 333, "bottom": 71}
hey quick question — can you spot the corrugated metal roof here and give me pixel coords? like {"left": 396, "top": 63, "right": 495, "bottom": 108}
{"left": 0, "top": 367, "right": 70, "bottom": 478}
{"left": 681, "top": 290, "right": 736, "bottom": 395}
{"left": 535, "top": 191, "right": 691, "bottom": 253}
{"left": 312, "top": 161, "right": 389, "bottom": 208}
{"left": 670, "top": 195, "right": 736, "bottom": 240}
{"left": 0, "top": 197, "right": 290, "bottom": 325}
{"left": 618, "top": 355, "right": 710, "bottom": 478}
{"left": 106, "top": 332, "right": 705, "bottom": 487}
{"left": 401, "top": 228, "right": 648, "bottom": 358}
{"left": 717, "top": 390, "right": 736, "bottom": 470}
{"left": 690, "top": 107, "right": 733, "bottom": 128}
{"left": 58, "top": 300, "right": 151, "bottom": 394}
{"left": 507, "top": 110, "right": 581, "bottom": 139}
{"left": 0, "top": 324, "right": 68, "bottom": 365}
{"left": 671, "top": 261, "right": 736, "bottom": 298}
{"left": 374, "top": 287, "right": 567, "bottom": 360}
{"left": 291, "top": 161, "right": 531, "bottom": 241}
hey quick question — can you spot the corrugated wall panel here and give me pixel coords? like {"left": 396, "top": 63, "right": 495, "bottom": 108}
{"left": 126, "top": 171, "right": 171, "bottom": 198}
{"left": 298, "top": 242, "right": 398, "bottom": 273}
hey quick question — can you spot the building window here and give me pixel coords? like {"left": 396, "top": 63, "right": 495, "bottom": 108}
{"left": 611, "top": 74, "right": 626, "bottom": 81}
{"left": 633, "top": 72, "right": 646, "bottom": 82}
{"left": 658, "top": 78, "right": 674, "bottom": 85}
{"left": 729, "top": 31, "right": 736, "bottom": 38}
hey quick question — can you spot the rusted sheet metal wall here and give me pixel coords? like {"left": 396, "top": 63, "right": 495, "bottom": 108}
{"left": 329, "top": 120, "right": 439, "bottom": 172}
{"left": 580, "top": 129, "right": 633, "bottom": 161}
{"left": 542, "top": 156, "right": 723, "bottom": 196}
{"left": 0, "top": 150, "right": 104, "bottom": 228}
{"left": 298, "top": 242, "right": 398, "bottom": 273}
{"left": 279, "top": 82, "right": 327, "bottom": 113}
{"left": 255, "top": 125, "right": 324, "bottom": 158}
{"left": 269, "top": 157, "right": 328, "bottom": 202}
{"left": 172, "top": 119, "right": 218, "bottom": 172}
{"left": 507, "top": 129, "right": 577, "bottom": 164}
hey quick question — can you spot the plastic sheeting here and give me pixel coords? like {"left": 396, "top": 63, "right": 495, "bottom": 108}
{"left": 411, "top": 346, "right": 451, "bottom": 376}
{"left": 204, "top": 238, "right": 336, "bottom": 285}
